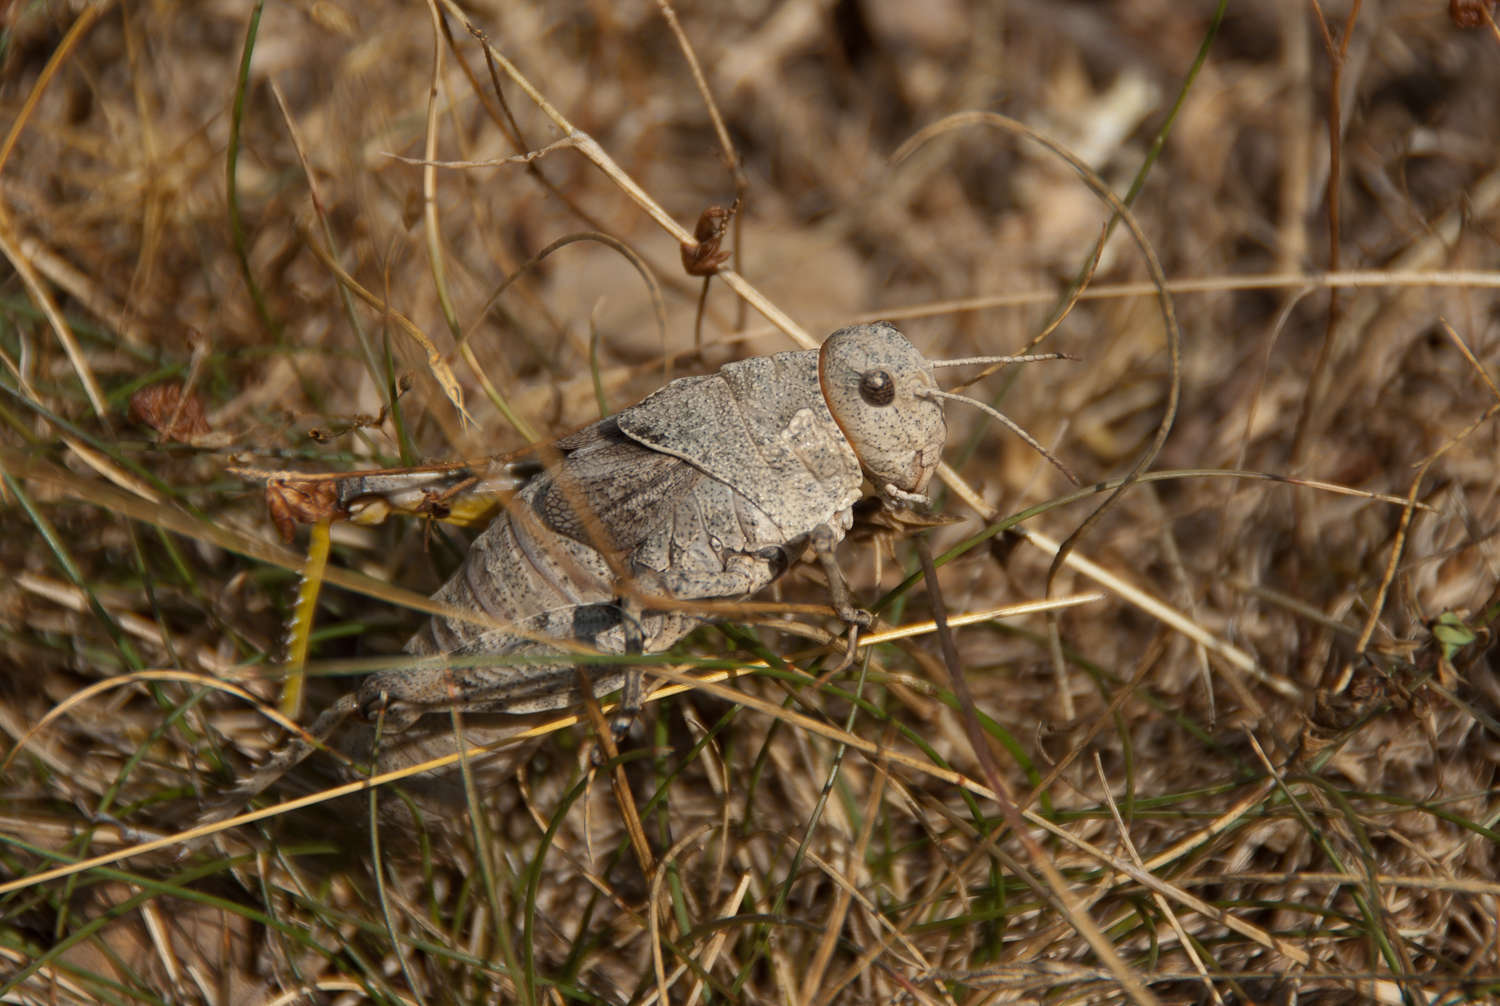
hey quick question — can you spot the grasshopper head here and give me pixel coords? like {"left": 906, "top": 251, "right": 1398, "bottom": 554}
{"left": 818, "top": 322, "right": 946, "bottom": 508}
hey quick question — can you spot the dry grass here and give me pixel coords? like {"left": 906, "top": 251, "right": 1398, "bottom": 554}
{"left": 2, "top": 1, "right": 1499, "bottom": 1003}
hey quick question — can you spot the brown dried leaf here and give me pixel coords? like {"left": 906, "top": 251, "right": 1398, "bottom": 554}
{"left": 127, "top": 382, "right": 211, "bottom": 443}
{"left": 679, "top": 199, "right": 740, "bottom": 277}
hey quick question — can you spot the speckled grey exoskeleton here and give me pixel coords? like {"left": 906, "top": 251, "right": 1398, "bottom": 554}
{"left": 220, "top": 321, "right": 1068, "bottom": 809}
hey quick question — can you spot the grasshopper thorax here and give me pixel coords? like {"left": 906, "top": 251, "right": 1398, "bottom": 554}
{"left": 818, "top": 322, "right": 946, "bottom": 508}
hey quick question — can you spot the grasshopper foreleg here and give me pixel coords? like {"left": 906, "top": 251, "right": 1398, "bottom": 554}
{"left": 810, "top": 523, "right": 872, "bottom": 671}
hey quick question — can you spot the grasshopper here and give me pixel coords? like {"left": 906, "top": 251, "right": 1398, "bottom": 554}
{"left": 221, "top": 322, "right": 1069, "bottom": 808}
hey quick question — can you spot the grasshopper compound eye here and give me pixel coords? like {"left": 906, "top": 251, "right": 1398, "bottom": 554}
{"left": 858, "top": 370, "right": 896, "bottom": 406}
{"left": 819, "top": 322, "right": 946, "bottom": 503}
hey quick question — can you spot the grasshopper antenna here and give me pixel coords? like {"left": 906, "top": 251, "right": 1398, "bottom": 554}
{"left": 929, "top": 351, "right": 1075, "bottom": 369}
{"left": 924, "top": 350, "right": 1080, "bottom": 486}
{"left": 921, "top": 389, "right": 1079, "bottom": 486}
